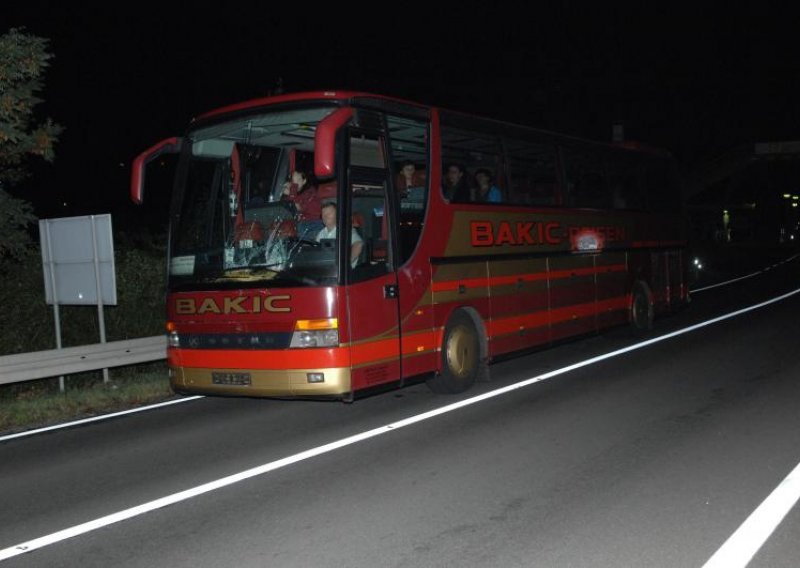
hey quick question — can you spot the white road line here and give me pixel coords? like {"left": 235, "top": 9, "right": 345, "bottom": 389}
{"left": 691, "top": 252, "right": 799, "bottom": 294}
{"left": 0, "top": 396, "right": 204, "bottom": 443}
{"left": 703, "top": 460, "right": 800, "bottom": 568}
{"left": 691, "top": 271, "right": 762, "bottom": 293}
{"left": 1, "top": 287, "right": 799, "bottom": 561}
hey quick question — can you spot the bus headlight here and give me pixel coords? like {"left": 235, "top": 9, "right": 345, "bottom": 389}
{"left": 290, "top": 329, "right": 339, "bottom": 348}
{"left": 290, "top": 319, "right": 339, "bottom": 348}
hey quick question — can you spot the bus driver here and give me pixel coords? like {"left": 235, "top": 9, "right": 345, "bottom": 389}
{"left": 316, "top": 201, "right": 364, "bottom": 268}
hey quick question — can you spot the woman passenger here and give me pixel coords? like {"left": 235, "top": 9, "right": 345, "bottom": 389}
{"left": 396, "top": 160, "right": 425, "bottom": 192}
{"left": 282, "top": 169, "right": 323, "bottom": 237}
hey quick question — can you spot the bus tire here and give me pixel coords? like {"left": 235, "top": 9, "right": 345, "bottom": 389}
{"left": 630, "top": 280, "right": 654, "bottom": 334}
{"left": 427, "top": 310, "right": 483, "bottom": 394}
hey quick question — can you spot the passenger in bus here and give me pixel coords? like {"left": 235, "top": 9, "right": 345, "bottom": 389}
{"left": 316, "top": 201, "right": 364, "bottom": 268}
{"left": 473, "top": 168, "right": 502, "bottom": 203}
{"left": 282, "top": 169, "right": 323, "bottom": 238}
{"left": 396, "top": 160, "right": 425, "bottom": 193}
{"left": 443, "top": 163, "right": 470, "bottom": 202}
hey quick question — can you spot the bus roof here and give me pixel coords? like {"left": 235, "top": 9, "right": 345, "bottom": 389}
{"left": 195, "top": 90, "right": 671, "bottom": 158}
{"left": 195, "top": 90, "right": 423, "bottom": 121}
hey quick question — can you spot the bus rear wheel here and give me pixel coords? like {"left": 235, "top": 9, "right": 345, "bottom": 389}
{"left": 427, "top": 310, "right": 483, "bottom": 394}
{"left": 630, "top": 281, "right": 654, "bottom": 334}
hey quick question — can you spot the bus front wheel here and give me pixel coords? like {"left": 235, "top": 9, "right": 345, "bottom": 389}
{"left": 427, "top": 310, "right": 483, "bottom": 394}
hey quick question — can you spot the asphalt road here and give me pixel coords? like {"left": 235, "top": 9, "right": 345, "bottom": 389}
{"left": 2, "top": 254, "right": 800, "bottom": 567}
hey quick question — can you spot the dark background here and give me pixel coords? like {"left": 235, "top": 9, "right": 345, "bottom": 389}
{"left": 5, "top": 3, "right": 799, "bottom": 231}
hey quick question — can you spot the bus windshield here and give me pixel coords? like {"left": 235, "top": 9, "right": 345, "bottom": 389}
{"left": 168, "top": 106, "right": 342, "bottom": 290}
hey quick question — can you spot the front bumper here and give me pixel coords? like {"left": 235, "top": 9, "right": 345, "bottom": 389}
{"left": 171, "top": 366, "right": 352, "bottom": 398}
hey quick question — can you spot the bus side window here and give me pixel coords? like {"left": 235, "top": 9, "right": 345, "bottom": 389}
{"left": 387, "top": 114, "right": 430, "bottom": 264}
{"left": 440, "top": 123, "right": 502, "bottom": 204}
{"left": 504, "top": 138, "right": 558, "bottom": 206}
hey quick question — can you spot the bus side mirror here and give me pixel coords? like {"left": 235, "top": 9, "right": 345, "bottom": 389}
{"left": 314, "top": 108, "right": 353, "bottom": 179}
{"left": 130, "top": 137, "right": 182, "bottom": 204}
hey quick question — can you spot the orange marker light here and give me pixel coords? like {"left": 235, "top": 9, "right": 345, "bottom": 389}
{"left": 295, "top": 318, "right": 338, "bottom": 331}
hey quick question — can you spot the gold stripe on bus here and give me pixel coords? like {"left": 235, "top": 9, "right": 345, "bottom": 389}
{"left": 352, "top": 349, "right": 439, "bottom": 369}
{"left": 488, "top": 310, "right": 550, "bottom": 337}
{"left": 488, "top": 257, "right": 548, "bottom": 275}
{"left": 350, "top": 329, "right": 447, "bottom": 366}
{"left": 432, "top": 264, "right": 627, "bottom": 293}
{"left": 399, "top": 294, "right": 435, "bottom": 328}
{"left": 347, "top": 332, "right": 400, "bottom": 347}
{"left": 486, "top": 295, "right": 630, "bottom": 338}
{"left": 400, "top": 327, "right": 439, "bottom": 342}
{"left": 350, "top": 337, "right": 401, "bottom": 367}
{"left": 400, "top": 348, "right": 438, "bottom": 361}
{"left": 351, "top": 356, "right": 401, "bottom": 370}
{"left": 351, "top": 331, "right": 439, "bottom": 370}
{"left": 488, "top": 281, "right": 550, "bottom": 298}
{"left": 433, "top": 288, "right": 490, "bottom": 304}
{"left": 433, "top": 262, "right": 487, "bottom": 283}
{"left": 350, "top": 292, "right": 628, "bottom": 370}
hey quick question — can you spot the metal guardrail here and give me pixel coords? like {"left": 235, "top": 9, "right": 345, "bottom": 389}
{"left": 0, "top": 336, "right": 166, "bottom": 385}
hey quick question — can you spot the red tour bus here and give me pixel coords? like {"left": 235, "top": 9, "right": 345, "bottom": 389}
{"left": 131, "top": 91, "right": 687, "bottom": 400}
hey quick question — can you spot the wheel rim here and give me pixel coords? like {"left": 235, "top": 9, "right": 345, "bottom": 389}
{"left": 446, "top": 325, "right": 475, "bottom": 378}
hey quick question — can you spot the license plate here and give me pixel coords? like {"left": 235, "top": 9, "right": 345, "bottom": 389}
{"left": 212, "top": 372, "right": 251, "bottom": 386}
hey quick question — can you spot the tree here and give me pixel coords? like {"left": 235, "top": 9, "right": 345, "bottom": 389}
{"left": 0, "top": 27, "right": 62, "bottom": 259}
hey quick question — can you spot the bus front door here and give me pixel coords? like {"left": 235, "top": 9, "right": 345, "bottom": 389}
{"left": 344, "top": 151, "right": 402, "bottom": 395}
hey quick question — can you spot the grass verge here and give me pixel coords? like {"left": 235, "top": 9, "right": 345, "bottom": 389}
{"left": 0, "top": 362, "right": 175, "bottom": 436}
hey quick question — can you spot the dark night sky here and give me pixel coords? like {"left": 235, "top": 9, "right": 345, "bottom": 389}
{"left": 5, "top": 3, "right": 799, "bottom": 229}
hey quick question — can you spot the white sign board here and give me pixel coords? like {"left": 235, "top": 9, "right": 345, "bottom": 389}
{"left": 39, "top": 214, "right": 117, "bottom": 306}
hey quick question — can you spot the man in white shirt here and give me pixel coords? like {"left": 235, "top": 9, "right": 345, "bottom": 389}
{"left": 317, "top": 201, "right": 364, "bottom": 267}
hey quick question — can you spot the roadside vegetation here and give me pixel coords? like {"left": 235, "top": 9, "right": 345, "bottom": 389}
{"left": 0, "top": 28, "right": 176, "bottom": 435}
{"left": 0, "top": 363, "right": 173, "bottom": 435}
{"left": 0, "top": 233, "right": 167, "bottom": 354}
{"left": 0, "top": 235, "right": 171, "bottom": 434}
{"left": 0, "top": 232, "right": 171, "bottom": 433}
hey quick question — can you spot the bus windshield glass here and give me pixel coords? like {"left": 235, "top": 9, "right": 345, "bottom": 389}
{"left": 169, "top": 106, "right": 342, "bottom": 290}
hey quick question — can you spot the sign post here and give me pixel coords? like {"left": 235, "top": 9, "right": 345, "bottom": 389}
{"left": 39, "top": 214, "right": 117, "bottom": 391}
